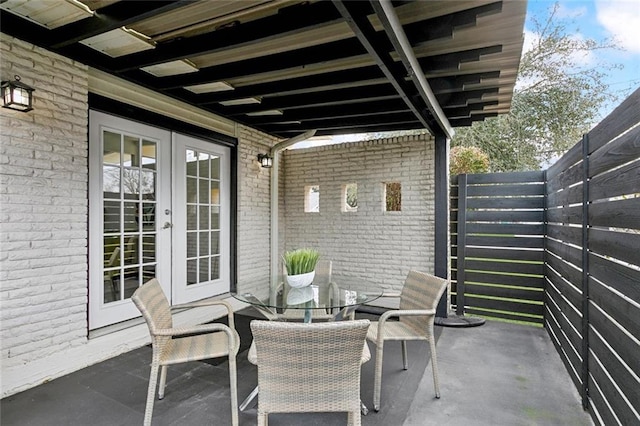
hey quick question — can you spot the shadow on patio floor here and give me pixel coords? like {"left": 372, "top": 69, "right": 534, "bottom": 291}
{"left": 1, "top": 310, "right": 593, "bottom": 426}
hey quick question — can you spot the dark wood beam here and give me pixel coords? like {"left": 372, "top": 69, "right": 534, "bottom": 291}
{"left": 220, "top": 84, "right": 400, "bottom": 116}
{"left": 111, "top": 1, "right": 344, "bottom": 72}
{"left": 333, "top": 0, "right": 435, "bottom": 132}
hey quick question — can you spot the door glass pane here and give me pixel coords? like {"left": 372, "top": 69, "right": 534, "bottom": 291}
{"left": 211, "top": 231, "right": 220, "bottom": 254}
{"left": 103, "top": 166, "right": 120, "bottom": 197}
{"left": 186, "top": 150, "right": 197, "bottom": 177}
{"left": 123, "top": 235, "right": 139, "bottom": 266}
{"left": 187, "top": 232, "right": 197, "bottom": 258}
{"left": 124, "top": 202, "right": 138, "bottom": 232}
{"left": 103, "top": 131, "right": 121, "bottom": 165}
{"left": 199, "top": 231, "right": 209, "bottom": 257}
{"left": 199, "top": 261, "right": 209, "bottom": 285}
{"left": 101, "top": 128, "right": 159, "bottom": 305}
{"left": 210, "top": 257, "right": 220, "bottom": 280}
{"left": 141, "top": 140, "right": 156, "bottom": 170}
{"left": 103, "top": 201, "right": 120, "bottom": 233}
{"left": 123, "top": 168, "right": 140, "bottom": 199}
{"left": 142, "top": 235, "right": 156, "bottom": 262}
{"left": 211, "top": 207, "right": 219, "bottom": 229}
{"left": 199, "top": 178, "right": 209, "bottom": 203}
{"left": 141, "top": 170, "right": 155, "bottom": 197}
{"left": 210, "top": 156, "right": 220, "bottom": 179}
{"left": 187, "top": 259, "right": 197, "bottom": 285}
{"left": 187, "top": 205, "right": 197, "bottom": 230}
{"left": 141, "top": 202, "right": 155, "bottom": 230}
{"left": 123, "top": 136, "right": 139, "bottom": 167}
{"left": 199, "top": 206, "right": 209, "bottom": 229}
{"left": 199, "top": 153, "right": 210, "bottom": 178}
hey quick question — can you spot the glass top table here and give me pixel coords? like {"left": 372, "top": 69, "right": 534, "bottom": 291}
{"left": 232, "top": 283, "right": 383, "bottom": 322}
{"left": 233, "top": 283, "right": 382, "bottom": 412}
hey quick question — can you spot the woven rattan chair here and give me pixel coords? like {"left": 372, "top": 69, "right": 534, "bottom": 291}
{"left": 132, "top": 278, "right": 240, "bottom": 426}
{"left": 276, "top": 259, "right": 339, "bottom": 321}
{"left": 366, "top": 271, "right": 448, "bottom": 411}
{"left": 249, "top": 319, "right": 370, "bottom": 425}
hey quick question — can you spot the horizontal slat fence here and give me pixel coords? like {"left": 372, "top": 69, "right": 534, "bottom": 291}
{"left": 545, "top": 88, "right": 639, "bottom": 425}
{"left": 451, "top": 171, "right": 546, "bottom": 325}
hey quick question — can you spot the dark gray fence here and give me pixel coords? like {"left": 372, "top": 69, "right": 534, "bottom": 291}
{"left": 545, "top": 89, "right": 640, "bottom": 424}
{"left": 451, "top": 171, "right": 546, "bottom": 325}
{"left": 451, "top": 89, "right": 639, "bottom": 425}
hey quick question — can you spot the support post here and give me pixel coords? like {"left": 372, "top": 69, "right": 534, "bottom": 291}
{"left": 434, "top": 132, "right": 449, "bottom": 318}
{"left": 455, "top": 174, "right": 467, "bottom": 316}
{"left": 581, "top": 134, "right": 590, "bottom": 409}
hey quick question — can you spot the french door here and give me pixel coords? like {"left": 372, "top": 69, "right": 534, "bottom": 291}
{"left": 89, "top": 111, "right": 230, "bottom": 329}
{"left": 172, "top": 134, "right": 230, "bottom": 304}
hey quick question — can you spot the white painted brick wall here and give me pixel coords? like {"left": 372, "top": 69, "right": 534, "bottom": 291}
{"left": 1, "top": 35, "right": 89, "bottom": 363}
{"left": 283, "top": 135, "right": 436, "bottom": 294}
{"left": 235, "top": 125, "right": 278, "bottom": 299}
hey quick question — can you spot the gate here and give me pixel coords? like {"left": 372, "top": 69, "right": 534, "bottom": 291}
{"left": 451, "top": 171, "right": 546, "bottom": 325}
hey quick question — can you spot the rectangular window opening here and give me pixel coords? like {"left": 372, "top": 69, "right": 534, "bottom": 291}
{"left": 384, "top": 182, "right": 402, "bottom": 212}
{"left": 304, "top": 185, "right": 320, "bottom": 212}
{"left": 342, "top": 183, "right": 358, "bottom": 212}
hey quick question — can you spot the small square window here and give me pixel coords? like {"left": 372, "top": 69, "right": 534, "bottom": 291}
{"left": 304, "top": 185, "right": 320, "bottom": 212}
{"left": 342, "top": 183, "right": 358, "bottom": 212}
{"left": 384, "top": 182, "right": 401, "bottom": 212}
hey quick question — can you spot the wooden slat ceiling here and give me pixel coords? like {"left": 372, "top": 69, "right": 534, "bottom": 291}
{"left": 0, "top": 0, "right": 526, "bottom": 138}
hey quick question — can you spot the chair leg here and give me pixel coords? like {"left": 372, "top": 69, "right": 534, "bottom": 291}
{"left": 429, "top": 336, "right": 440, "bottom": 398}
{"left": 401, "top": 341, "right": 408, "bottom": 370}
{"left": 257, "top": 412, "right": 268, "bottom": 426}
{"left": 143, "top": 363, "right": 160, "bottom": 426}
{"left": 158, "top": 365, "right": 168, "bottom": 399}
{"left": 229, "top": 354, "right": 238, "bottom": 426}
{"left": 373, "top": 340, "right": 384, "bottom": 412}
{"left": 348, "top": 409, "right": 361, "bottom": 426}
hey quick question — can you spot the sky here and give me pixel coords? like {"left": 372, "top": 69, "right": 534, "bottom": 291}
{"left": 296, "top": 0, "right": 640, "bottom": 148}
{"left": 526, "top": 0, "right": 640, "bottom": 118}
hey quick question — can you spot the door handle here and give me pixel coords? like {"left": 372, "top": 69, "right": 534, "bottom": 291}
{"left": 162, "top": 222, "right": 173, "bottom": 229}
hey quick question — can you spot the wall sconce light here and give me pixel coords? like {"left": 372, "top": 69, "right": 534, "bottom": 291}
{"left": 257, "top": 153, "right": 273, "bottom": 168}
{"left": 1, "top": 75, "right": 35, "bottom": 112}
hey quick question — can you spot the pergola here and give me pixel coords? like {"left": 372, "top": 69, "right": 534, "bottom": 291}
{"left": 0, "top": 0, "right": 525, "bottom": 137}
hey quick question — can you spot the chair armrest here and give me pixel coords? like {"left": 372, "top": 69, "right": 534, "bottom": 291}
{"left": 378, "top": 309, "right": 436, "bottom": 331}
{"left": 171, "top": 299, "right": 236, "bottom": 331}
{"left": 155, "top": 323, "right": 239, "bottom": 353}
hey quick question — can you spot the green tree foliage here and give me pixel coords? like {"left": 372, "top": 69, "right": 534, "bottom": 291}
{"left": 452, "top": 2, "right": 623, "bottom": 171}
{"left": 450, "top": 146, "right": 490, "bottom": 175}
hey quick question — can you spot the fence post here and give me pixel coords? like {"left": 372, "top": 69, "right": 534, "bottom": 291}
{"left": 456, "top": 174, "right": 467, "bottom": 316}
{"left": 581, "top": 133, "right": 590, "bottom": 409}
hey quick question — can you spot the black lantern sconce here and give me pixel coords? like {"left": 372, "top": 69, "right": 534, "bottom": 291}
{"left": 1, "top": 75, "right": 35, "bottom": 112}
{"left": 257, "top": 153, "right": 273, "bottom": 168}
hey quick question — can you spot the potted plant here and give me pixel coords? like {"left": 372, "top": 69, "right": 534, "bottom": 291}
{"left": 282, "top": 248, "right": 320, "bottom": 288}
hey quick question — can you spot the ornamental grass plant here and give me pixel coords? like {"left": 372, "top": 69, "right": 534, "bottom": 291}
{"left": 282, "top": 248, "right": 320, "bottom": 276}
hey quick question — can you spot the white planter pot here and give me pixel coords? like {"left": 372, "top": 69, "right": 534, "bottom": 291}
{"left": 286, "top": 270, "right": 315, "bottom": 288}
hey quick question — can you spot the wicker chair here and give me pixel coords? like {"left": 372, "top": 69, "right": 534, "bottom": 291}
{"left": 275, "top": 259, "right": 339, "bottom": 321}
{"left": 131, "top": 278, "right": 240, "bottom": 426}
{"left": 366, "top": 271, "right": 448, "bottom": 411}
{"left": 249, "top": 319, "right": 370, "bottom": 425}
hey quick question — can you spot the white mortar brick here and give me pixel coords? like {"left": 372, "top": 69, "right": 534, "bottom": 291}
{"left": 283, "top": 136, "right": 436, "bottom": 292}
{"left": 1, "top": 34, "right": 89, "bottom": 388}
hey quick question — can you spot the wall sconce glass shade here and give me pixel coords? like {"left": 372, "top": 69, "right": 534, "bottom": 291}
{"left": 1, "top": 75, "right": 35, "bottom": 112}
{"left": 257, "top": 153, "right": 273, "bottom": 168}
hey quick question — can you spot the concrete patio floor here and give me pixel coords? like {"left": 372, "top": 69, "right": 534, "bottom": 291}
{"left": 1, "top": 310, "right": 593, "bottom": 426}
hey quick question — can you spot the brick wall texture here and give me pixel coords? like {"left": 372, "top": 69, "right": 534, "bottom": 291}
{"left": 1, "top": 35, "right": 90, "bottom": 362}
{"left": 283, "top": 135, "right": 436, "bottom": 293}
{"left": 235, "top": 125, "right": 277, "bottom": 299}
